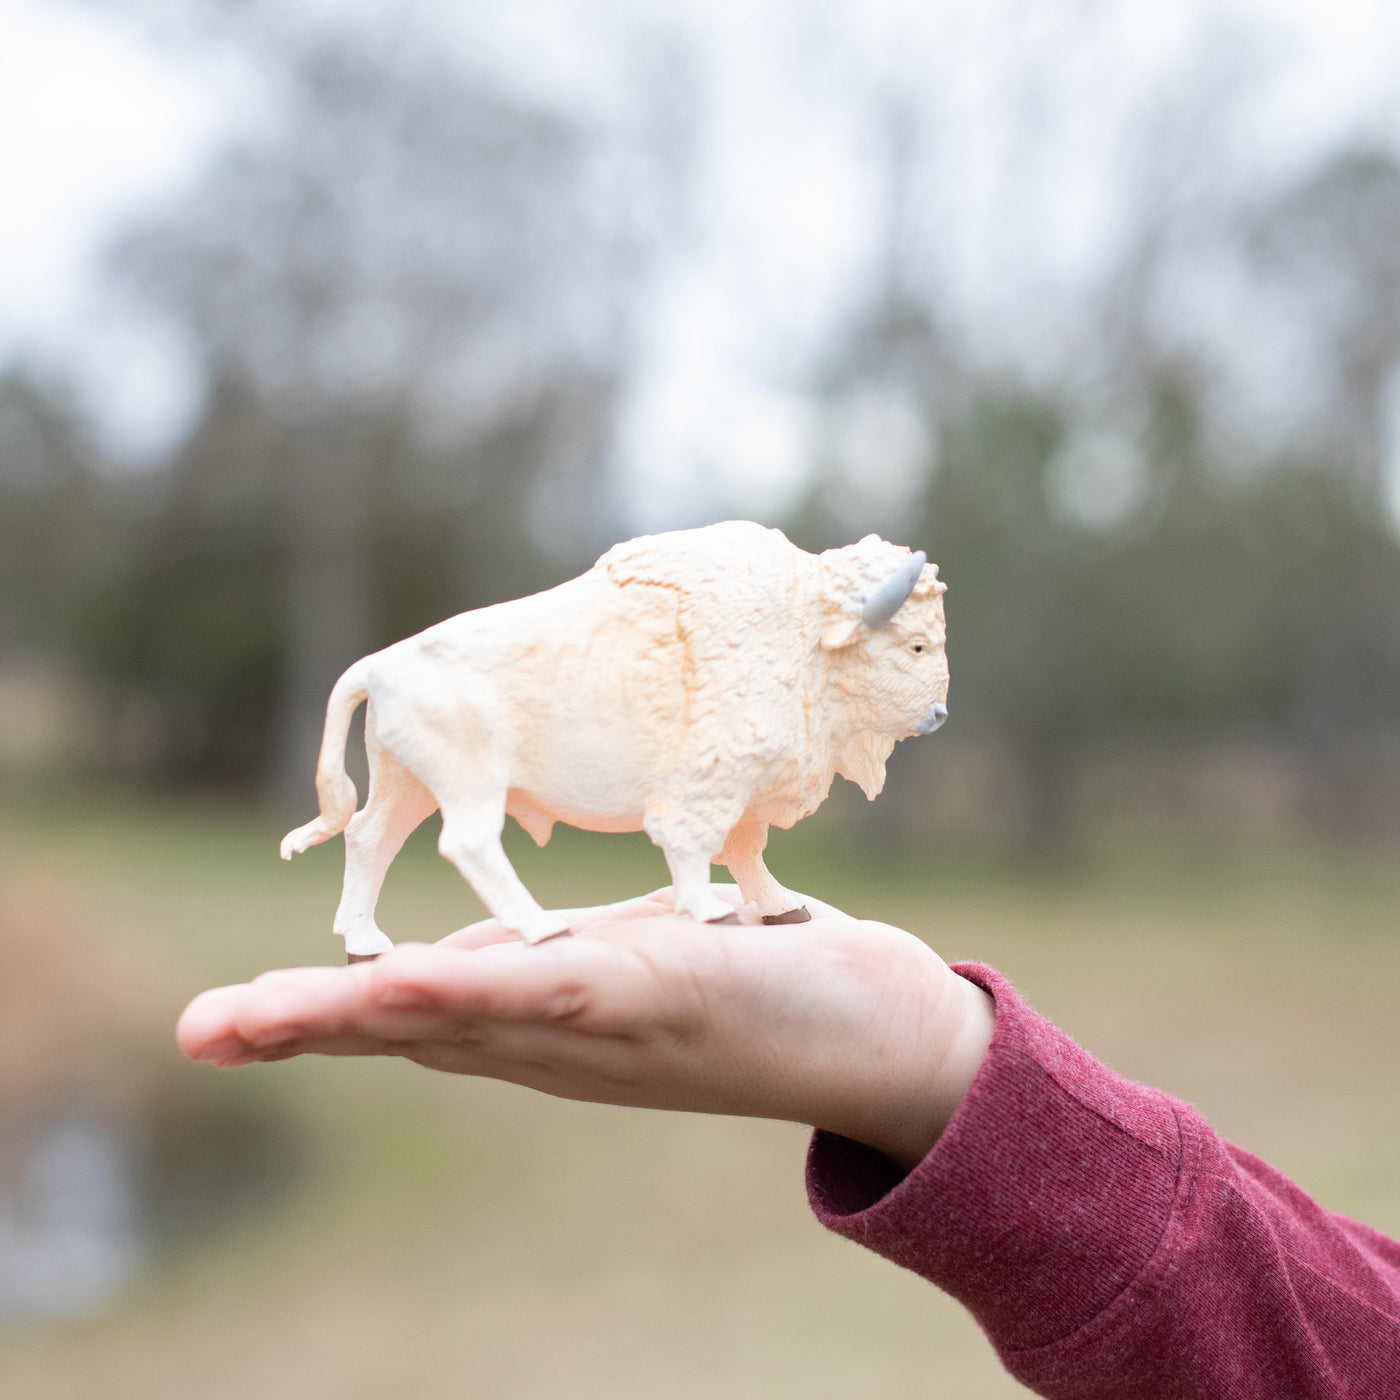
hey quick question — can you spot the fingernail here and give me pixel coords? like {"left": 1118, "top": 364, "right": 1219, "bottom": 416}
{"left": 377, "top": 986, "right": 435, "bottom": 1009}
{"left": 251, "top": 1025, "right": 304, "bottom": 1048}
{"left": 197, "top": 1036, "right": 245, "bottom": 1063}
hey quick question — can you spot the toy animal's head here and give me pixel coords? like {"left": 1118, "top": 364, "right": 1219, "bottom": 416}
{"left": 816, "top": 535, "right": 949, "bottom": 797}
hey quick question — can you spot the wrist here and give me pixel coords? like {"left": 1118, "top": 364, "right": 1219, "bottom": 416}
{"left": 820, "top": 955, "right": 996, "bottom": 1170}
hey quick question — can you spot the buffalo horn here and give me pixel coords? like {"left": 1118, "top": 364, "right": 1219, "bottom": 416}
{"left": 861, "top": 550, "right": 927, "bottom": 627}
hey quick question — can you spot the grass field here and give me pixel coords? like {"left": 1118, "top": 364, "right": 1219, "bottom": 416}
{"left": 1, "top": 793, "right": 1397, "bottom": 1398}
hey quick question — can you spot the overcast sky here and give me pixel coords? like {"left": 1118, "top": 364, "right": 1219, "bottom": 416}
{"left": 5, "top": 0, "right": 1400, "bottom": 523}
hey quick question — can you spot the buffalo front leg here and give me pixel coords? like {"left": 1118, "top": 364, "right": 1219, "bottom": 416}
{"left": 720, "top": 819, "right": 811, "bottom": 925}
{"left": 645, "top": 803, "right": 743, "bottom": 925}
{"left": 333, "top": 741, "right": 438, "bottom": 962}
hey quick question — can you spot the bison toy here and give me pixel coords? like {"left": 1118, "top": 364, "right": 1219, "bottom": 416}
{"left": 281, "top": 520, "right": 949, "bottom": 957}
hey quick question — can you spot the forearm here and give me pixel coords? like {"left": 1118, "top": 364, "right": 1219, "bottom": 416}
{"left": 808, "top": 964, "right": 1400, "bottom": 1400}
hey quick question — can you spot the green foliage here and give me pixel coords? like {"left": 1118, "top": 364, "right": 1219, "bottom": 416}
{"left": 0, "top": 371, "right": 118, "bottom": 655}
{"left": 889, "top": 369, "right": 1400, "bottom": 847}
{"left": 81, "top": 501, "right": 284, "bottom": 783}
{"left": 6, "top": 3, "right": 1400, "bottom": 840}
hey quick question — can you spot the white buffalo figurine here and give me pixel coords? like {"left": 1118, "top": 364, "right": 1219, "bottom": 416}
{"left": 281, "top": 520, "right": 949, "bottom": 956}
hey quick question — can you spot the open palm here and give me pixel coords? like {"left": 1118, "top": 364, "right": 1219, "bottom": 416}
{"left": 177, "top": 887, "right": 994, "bottom": 1168}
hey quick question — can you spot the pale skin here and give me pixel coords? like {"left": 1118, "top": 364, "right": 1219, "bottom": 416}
{"left": 176, "top": 887, "right": 996, "bottom": 1170}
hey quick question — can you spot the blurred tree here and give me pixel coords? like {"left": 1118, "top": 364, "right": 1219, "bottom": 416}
{"left": 797, "top": 327, "right": 1400, "bottom": 855}
{"left": 791, "top": 38, "right": 1400, "bottom": 852}
{"left": 78, "top": 370, "right": 284, "bottom": 781}
{"left": 23, "top": 0, "right": 1398, "bottom": 846}
{"left": 1258, "top": 149, "right": 1400, "bottom": 506}
{"left": 892, "top": 374, "right": 1400, "bottom": 852}
{"left": 95, "top": 10, "right": 661, "bottom": 791}
{"left": 0, "top": 370, "right": 119, "bottom": 659}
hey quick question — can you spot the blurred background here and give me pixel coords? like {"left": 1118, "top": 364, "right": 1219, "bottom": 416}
{"left": 1, "top": 0, "right": 1398, "bottom": 1395}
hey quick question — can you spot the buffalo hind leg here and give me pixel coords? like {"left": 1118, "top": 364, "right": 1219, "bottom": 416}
{"left": 333, "top": 734, "right": 438, "bottom": 960}
{"left": 435, "top": 788, "right": 570, "bottom": 945}
{"left": 377, "top": 706, "right": 570, "bottom": 946}
{"left": 721, "top": 819, "right": 811, "bottom": 925}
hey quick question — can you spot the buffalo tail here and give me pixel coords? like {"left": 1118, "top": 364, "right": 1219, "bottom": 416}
{"left": 279, "top": 661, "right": 369, "bottom": 860}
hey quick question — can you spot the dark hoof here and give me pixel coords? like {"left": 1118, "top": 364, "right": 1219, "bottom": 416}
{"left": 762, "top": 906, "right": 812, "bottom": 925}
{"left": 707, "top": 912, "right": 743, "bottom": 925}
{"left": 347, "top": 952, "right": 381, "bottom": 964}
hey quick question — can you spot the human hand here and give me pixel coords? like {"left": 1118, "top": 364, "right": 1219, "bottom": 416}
{"left": 177, "top": 887, "right": 995, "bottom": 1168}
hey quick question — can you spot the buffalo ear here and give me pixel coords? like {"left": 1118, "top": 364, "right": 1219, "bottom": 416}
{"left": 820, "top": 617, "right": 862, "bottom": 650}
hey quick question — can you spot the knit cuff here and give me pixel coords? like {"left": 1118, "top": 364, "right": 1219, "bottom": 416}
{"left": 806, "top": 963, "right": 1184, "bottom": 1352}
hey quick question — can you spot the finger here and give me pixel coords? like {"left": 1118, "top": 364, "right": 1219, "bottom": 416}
{"left": 190, "top": 935, "right": 658, "bottom": 1064}
{"left": 224, "top": 959, "right": 467, "bottom": 1054}
{"left": 228, "top": 1015, "right": 656, "bottom": 1104}
{"left": 367, "top": 937, "right": 663, "bottom": 1035}
{"left": 573, "top": 894, "right": 681, "bottom": 932}
{"left": 229, "top": 1031, "right": 406, "bottom": 1064}
{"left": 178, "top": 971, "right": 375, "bottom": 1056}
{"left": 570, "top": 893, "right": 675, "bottom": 932}
{"left": 437, "top": 918, "right": 522, "bottom": 951}
{"left": 435, "top": 893, "right": 676, "bottom": 950}
{"left": 592, "top": 884, "right": 848, "bottom": 925}
{"left": 178, "top": 983, "right": 258, "bottom": 1059}
{"left": 221, "top": 963, "right": 375, "bottom": 1046}
{"left": 400, "top": 1024, "right": 650, "bottom": 1093}
{"left": 800, "top": 894, "right": 850, "bottom": 920}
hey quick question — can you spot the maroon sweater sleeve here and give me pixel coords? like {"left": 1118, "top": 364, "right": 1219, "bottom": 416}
{"left": 806, "top": 963, "right": 1400, "bottom": 1399}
